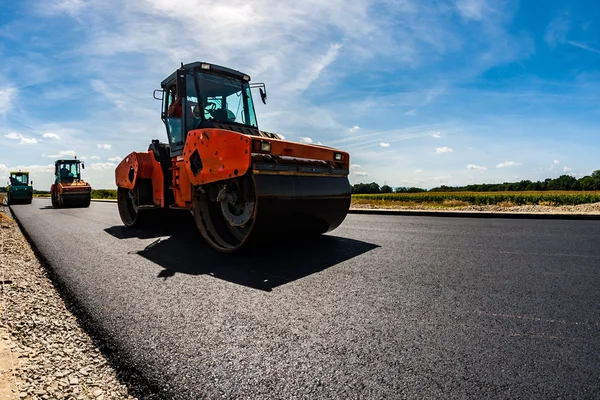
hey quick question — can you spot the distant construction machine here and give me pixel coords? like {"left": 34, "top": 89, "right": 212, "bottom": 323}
{"left": 114, "top": 61, "right": 352, "bottom": 252}
{"left": 51, "top": 158, "right": 92, "bottom": 208}
{"left": 6, "top": 171, "right": 33, "bottom": 205}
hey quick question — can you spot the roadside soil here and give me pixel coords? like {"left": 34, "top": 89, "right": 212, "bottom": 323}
{"left": 0, "top": 203, "right": 136, "bottom": 400}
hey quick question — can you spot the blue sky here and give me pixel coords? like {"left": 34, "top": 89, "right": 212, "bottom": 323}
{"left": 1, "top": 0, "right": 599, "bottom": 189}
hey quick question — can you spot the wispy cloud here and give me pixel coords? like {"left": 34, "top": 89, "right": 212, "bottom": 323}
{"left": 0, "top": 87, "right": 17, "bottom": 117}
{"left": 97, "top": 144, "right": 112, "bottom": 149}
{"left": 380, "top": 142, "right": 390, "bottom": 148}
{"left": 567, "top": 41, "right": 600, "bottom": 54}
{"left": 348, "top": 126, "right": 360, "bottom": 134}
{"left": 429, "top": 131, "right": 442, "bottom": 138}
{"left": 435, "top": 146, "right": 453, "bottom": 153}
{"left": 404, "top": 109, "right": 416, "bottom": 116}
{"left": 545, "top": 11, "right": 570, "bottom": 47}
{"left": 298, "top": 137, "right": 313, "bottom": 144}
{"left": 563, "top": 166, "right": 572, "bottom": 173}
{"left": 91, "top": 162, "right": 116, "bottom": 170}
{"left": 355, "top": 171, "right": 369, "bottom": 176}
{"left": 107, "top": 156, "right": 122, "bottom": 162}
{"left": 414, "top": 169, "right": 423, "bottom": 173}
{"left": 496, "top": 161, "right": 521, "bottom": 168}
{"left": 554, "top": 160, "right": 560, "bottom": 164}
{"left": 350, "top": 164, "right": 361, "bottom": 169}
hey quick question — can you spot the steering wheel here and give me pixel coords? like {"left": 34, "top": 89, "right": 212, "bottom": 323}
{"left": 205, "top": 102, "right": 217, "bottom": 116}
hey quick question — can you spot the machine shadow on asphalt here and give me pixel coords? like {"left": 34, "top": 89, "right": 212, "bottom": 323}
{"left": 104, "top": 217, "right": 378, "bottom": 291}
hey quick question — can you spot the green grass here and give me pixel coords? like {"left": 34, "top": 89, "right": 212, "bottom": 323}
{"left": 352, "top": 191, "right": 600, "bottom": 207}
{"left": 91, "top": 189, "right": 117, "bottom": 199}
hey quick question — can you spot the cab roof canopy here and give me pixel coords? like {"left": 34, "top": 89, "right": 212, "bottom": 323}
{"left": 160, "top": 61, "right": 250, "bottom": 88}
{"left": 10, "top": 171, "right": 28, "bottom": 175}
{"left": 55, "top": 159, "right": 81, "bottom": 164}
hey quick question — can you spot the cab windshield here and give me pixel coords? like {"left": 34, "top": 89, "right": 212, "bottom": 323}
{"left": 58, "top": 162, "right": 81, "bottom": 180}
{"left": 188, "top": 72, "right": 258, "bottom": 128}
{"left": 10, "top": 173, "right": 28, "bottom": 185}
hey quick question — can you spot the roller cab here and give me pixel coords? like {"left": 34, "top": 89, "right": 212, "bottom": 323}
{"left": 6, "top": 171, "right": 33, "bottom": 205}
{"left": 115, "top": 61, "right": 351, "bottom": 252}
{"left": 51, "top": 158, "right": 92, "bottom": 208}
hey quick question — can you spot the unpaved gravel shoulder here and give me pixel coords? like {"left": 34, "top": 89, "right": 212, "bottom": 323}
{"left": 0, "top": 205, "right": 137, "bottom": 400}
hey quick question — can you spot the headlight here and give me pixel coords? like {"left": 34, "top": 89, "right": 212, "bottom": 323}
{"left": 261, "top": 141, "right": 271, "bottom": 152}
{"left": 334, "top": 153, "right": 343, "bottom": 161}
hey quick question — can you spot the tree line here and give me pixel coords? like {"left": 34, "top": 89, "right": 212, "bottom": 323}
{"left": 353, "top": 170, "right": 600, "bottom": 194}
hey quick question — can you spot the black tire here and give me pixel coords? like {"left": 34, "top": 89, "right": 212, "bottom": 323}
{"left": 51, "top": 192, "right": 58, "bottom": 207}
{"left": 117, "top": 180, "right": 155, "bottom": 228}
{"left": 192, "top": 176, "right": 258, "bottom": 253}
{"left": 6, "top": 194, "right": 11, "bottom": 206}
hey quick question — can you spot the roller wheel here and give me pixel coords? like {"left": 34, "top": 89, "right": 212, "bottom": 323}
{"left": 192, "top": 177, "right": 258, "bottom": 253}
{"left": 81, "top": 195, "right": 91, "bottom": 208}
{"left": 117, "top": 181, "right": 155, "bottom": 228}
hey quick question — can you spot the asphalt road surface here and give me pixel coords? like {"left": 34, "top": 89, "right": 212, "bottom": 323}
{"left": 9, "top": 198, "right": 600, "bottom": 399}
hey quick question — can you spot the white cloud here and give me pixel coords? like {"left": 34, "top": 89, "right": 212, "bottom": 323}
{"left": 277, "top": 134, "right": 285, "bottom": 140}
{"left": 404, "top": 109, "right": 416, "bottom": 116}
{"left": 414, "top": 169, "right": 424, "bottom": 173}
{"left": 20, "top": 138, "right": 39, "bottom": 144}
{"left": 0, "top": 164, "right": 7, "bottom": 172}
{"left": 45, "top": 150, "right": 76, "bottom": 158}
{"left": 496, "top": 161, "right": 521, "bottom": 168}
{"left": 380, "top": 142, "right": 390, "bottom": 148}
{"left": 349, "top": 164, "right": 361, "bottom": 169}
{"left": 90, "top": 156, "right": 101, "bottom": 160}
{"left": 91, "top": 162, "right": 117, "bottom": 170}
{"left": 97, "top": 144, "right": 112, "bottom": 149}
{"left": 1, "top": 164, "right": 54, "bottom": 173}
{"left": 553, "top": 160, "right": 560, "bottom": 164}
{"left": 429, "top": 132, "right": 442, "bottom": 138}
{"left": 563, "top": 166, "right": 572, "bottom": 173}
{"left": 348, "top": 126, "right": 360, "bottom": 134}
{"left": 355, "top": 171, "right": 369, "bottom": 176}
{"left": 107, "top": 156, "right": 122, "bottom": 162}
{"left": 298, "top": 137, "right": 313, "bottom": 144}
{"left": 42, "top": 132, "right": 61, "bottom": 139}
{"left": 467, "top": 164, "right": 487, "bottom": 171}
{"left": 435, "top": 146, "right": 453, "bottom": 153}
{"left": 4, "top": 132, "right": 38, "bottom": 144}
{"left": 0, "top": 87, "right": 17, "bottom": 117}
{"left": 4, "top": 133, "right": 21, "bottom": 140}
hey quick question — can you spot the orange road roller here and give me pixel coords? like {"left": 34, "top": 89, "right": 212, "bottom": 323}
{"left": 115, "top": 61, "right": 351, "bottom": 252}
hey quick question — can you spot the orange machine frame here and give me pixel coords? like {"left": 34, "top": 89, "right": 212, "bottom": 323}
{"left": 115, "top": 128, "right": 350, "bottom": 210}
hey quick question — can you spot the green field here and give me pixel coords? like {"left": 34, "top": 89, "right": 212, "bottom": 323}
{"left": 30, "top": 189, "right": 600, "bottom": 208}
{"left": 352, "top": 191, "right": 600, "bottom": 207}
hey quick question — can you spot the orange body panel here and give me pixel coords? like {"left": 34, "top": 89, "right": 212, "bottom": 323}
{"left": 171, "top": 158, "right": 193, "bottom": 208}
{"left": 115, "top": 151, "right": 165, "bottom": 207}
{"left": 52, "top": 180, "right": 91, "bottom": 195}
{"left": 266, "top": 140, "right": 350, "bottom": 170}
{"left": 182, "top": 128, "right": 252, "bottom": 186}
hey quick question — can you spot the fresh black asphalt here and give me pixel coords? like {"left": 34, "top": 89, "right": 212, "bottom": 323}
{"left": 9, "top": 198, "right": 600, "bottom": 399}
